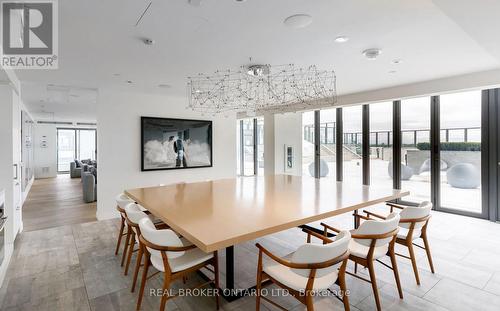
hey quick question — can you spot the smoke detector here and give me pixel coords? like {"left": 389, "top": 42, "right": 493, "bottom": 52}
{"left": 362, "top": 48, "right": 382, "bottom": 60}
{"left": 283, "top": 14, "right": 313, "bottom": 29}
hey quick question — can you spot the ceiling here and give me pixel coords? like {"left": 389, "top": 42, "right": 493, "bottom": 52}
{"left": 11, "top": 0, "right": 500, "bottom": 121}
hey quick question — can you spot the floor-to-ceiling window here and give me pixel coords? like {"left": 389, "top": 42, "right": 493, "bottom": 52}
{"left": 57, "top": 128, "right": 97, "bottom": 173}
{"left": 369, "top": 101, "right": 392, "bottom": 187}
{"left": 320, "top": 109, "right": 336, "bottom": 178}
{"left": 401, "top": 97, "right": 431, "bottom": 203}
{"left": 57, "top": 129, "right": 76, "bottom": 172}
{"left": 343, "top": 106, "right": 362, "bottom": 184}
{"left": 242, "top": 119, "right": 254, "bottom": 176}
{"left": 440, "top": 90, "right": 482, "bottom": 213}
{"left": 237, "top": 118, "right": 264, "bottom": 176}
{"left": 302, "top": 111, "right": 315, "bottom": 177}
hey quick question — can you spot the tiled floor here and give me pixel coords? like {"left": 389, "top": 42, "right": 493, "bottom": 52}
{"left": 1, "top": 207, "right": 500, "bottom": 310}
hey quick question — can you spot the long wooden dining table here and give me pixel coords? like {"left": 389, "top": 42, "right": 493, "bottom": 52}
{"left": 125, "top": 174, "right": 409, "bottom": 299}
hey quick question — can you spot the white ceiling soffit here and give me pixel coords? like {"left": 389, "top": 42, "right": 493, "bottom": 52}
{"left": 15, "top": 0, "right": 500, "bottom": 120}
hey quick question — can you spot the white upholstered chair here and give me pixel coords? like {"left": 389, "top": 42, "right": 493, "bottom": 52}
{"left": 136, "top": 217, "right": 219, "bottom": 311}
{"left": 321, "top": 212, "right": 402, "bottom": 311}
{"left": 123, "top": 203, "right": 150, "bottom": 276}
{"left": 364, "top": 201, "right": 434, "bottom": 285}
{"left": 255, "top": 229, "right": 351, "bottom": 311}
{"left": 115, "top": 193, "right": 134, "bottom": 264}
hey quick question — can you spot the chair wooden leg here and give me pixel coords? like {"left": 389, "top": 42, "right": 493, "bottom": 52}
{"left": 115, "top": 216, "right": 125, "bottom": 255}
{"left": 125, "top": 232, "right": 135, "bottom": 276}
{"left": 256, "top": 252, "right": 263, "bottom": 311}
{"left": 338, "top": 261, "right": 350, "bottom": 311}
{"left": 407, "top": 242, "right": 421, "bottom": 285}
{"left": 367, "top": 260, "right": 382, "bottom": 311}
{"left": 160, "top": 275, "right": 171, "bottom": 311}
{"left": 305, "top": 292, "right": 315, "bottom": 311}
{"left": 121, "top": 228, "right": 131, "bottom": 267}
{"left": 136, "top": 253, "right": 150, "bottom": 311}
{"left": 213, "top": 251, "right": 220, "bottom": 310}
{"left": 131, "top": 243, "right": 143, "bottom": 292}
{"left": 422, "top": 234, "right": 435, "bottom": 273}
{"left": 389, "top": 247, "right": 404, "bottom": 299}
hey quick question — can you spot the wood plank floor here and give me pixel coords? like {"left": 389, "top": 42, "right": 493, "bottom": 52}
{"left": 2, "top": 203, "right": 500, "bottom": 310}
{"left": 22, "top": 174, "right": 97, "bottom": 232}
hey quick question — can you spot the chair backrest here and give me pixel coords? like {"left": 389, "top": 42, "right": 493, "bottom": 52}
{"left": 399, "top": 201, "right": 432, "bottom": 229}
{"left": 116, "top": 193, "right": 133, "bottom": 210}
{"left": 139, "top": 217, "right": 185, "bottom": 259}
{"left": 355, "top": 212, "right": 400, "bottom": 247}
{"left": 124, "top": 203, "right": 149, "bottom": 235}
{"left": 291, "top": 230, "right": 351, "bottom": 278}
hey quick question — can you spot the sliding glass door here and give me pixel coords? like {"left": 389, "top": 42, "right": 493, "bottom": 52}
{"left": 439, "top": 91, "right": 482, "bottom": 214}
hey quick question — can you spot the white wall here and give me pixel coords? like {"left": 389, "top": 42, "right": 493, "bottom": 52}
{"left": 34, "top": 124, "right": 59, "bottom": 179}
{"left": 0, "top": 85, "right": 15, "bottom": 287}
{"left": 273, "top": 112, "right": 303, "bottom": 176}
{"left": 97, "top": 89, "right": 237, "bottom": 220}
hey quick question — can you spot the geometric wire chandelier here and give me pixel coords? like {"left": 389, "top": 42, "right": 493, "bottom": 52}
{"left": 187, "top": 64, "right": 337, "bottom": 115}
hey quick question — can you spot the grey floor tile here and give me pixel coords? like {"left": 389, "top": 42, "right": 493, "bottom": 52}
{"left": 423, "top": 278, "right": 500, "bottom": 311}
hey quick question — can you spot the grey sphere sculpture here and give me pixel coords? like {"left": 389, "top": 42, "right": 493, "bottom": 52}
{"left": 419, "top": 158, "right": 448, "bottom": 174}
{"left": 308, "top": 159, "right": 330, "bottom": 177}
{"left": 388, "top": 161, "right": 414, "bottom": 180}
{"left": 446, "top": 163, "right": 480, "bottom": 189}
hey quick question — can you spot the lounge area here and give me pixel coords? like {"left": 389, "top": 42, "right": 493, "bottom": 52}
{"left": 2, "top": 1, "right": 500, "bottom": 311}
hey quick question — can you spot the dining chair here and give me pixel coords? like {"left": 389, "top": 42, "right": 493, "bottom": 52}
{"left": 321, "top": 212, "right": 402, "bottom": 311}
{"left": 124, "top": 203, "right": 151, "bottom": 276}
{"left": 115, "top": 193, "right": 134, "bottom": 263}
{"left": 136, "top": 217, "right": 220, "bottom": 311}
{"left": 364, "top": 201, "right": 434, "bottom": 285}
{"left": 255, "top": 229, "right": 351, "bottom": 311}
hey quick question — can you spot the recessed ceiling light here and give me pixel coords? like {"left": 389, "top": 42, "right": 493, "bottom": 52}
{"left": 334, "top": 36, "right": 349, "bottom": 43}
{"left": 283, "top": 14, "right": 313, "bottom": 29}
{"left": 362, "top": 48, "right": 382, "bottom": 60}
{"left": 158, "top": 84, "right": 171, "bottom": 89}
{"left": 391, "top": 59, "right": 403, "bottom": 64}
{"left": 388, "top": 70, "right": 397, "bottom": 74}
{"left": 113, "top": 73, "right": 121, "bottom": 77}
{"left": 70, "top": 94, "right": 80, "bottom": 98}
{"left": 126, "top": 80, "right": 133, "bottom": 84}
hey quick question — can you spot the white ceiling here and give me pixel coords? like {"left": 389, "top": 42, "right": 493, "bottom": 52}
{"left": 13, "top": 0, "right": 500, "bottom": 121}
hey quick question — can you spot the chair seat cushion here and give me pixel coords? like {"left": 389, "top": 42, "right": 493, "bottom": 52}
{"left": 348, "top": 240, "right": 388, "bottom": 259}
{"left": 396, "top": 227, "right": 421, "bottom": 240}
{"left": 263, "top": 262, "right": 338, "bottom": 291}
{"left": 150, "top": 238, "right": 213, "bottom": 273}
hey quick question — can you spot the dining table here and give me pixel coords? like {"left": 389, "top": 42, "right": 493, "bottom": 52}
{"left": 125, "top": 174, "right": 409, "bottom": 300}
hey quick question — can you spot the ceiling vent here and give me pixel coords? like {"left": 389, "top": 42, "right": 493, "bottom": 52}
{"left": 37, "top": 121, "right": 74, "bottom": 125}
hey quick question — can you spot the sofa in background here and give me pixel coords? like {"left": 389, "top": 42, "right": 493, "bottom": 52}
{"left": 70, "top": 161, "right": 82, "bottom": 178}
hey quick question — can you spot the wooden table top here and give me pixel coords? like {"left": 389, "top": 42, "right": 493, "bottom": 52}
{"left": 125, "top": 175, "right": 409, "bottom": 252}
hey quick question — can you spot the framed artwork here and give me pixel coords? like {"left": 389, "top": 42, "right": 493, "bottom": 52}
{"left": 141, "top": 117, "right": 213, "bottom": 171}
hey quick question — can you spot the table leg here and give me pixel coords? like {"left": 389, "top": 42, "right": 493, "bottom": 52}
{"left": 225, "top": 246, "right": 235, "bottom": 291}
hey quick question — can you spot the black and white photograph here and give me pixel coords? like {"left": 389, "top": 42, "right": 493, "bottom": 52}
{"left": 141, "top": 117, "right": 212, "bottom": 171}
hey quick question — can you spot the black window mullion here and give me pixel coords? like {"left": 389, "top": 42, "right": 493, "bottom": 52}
{"left": 430, "top": 96, "right": 441, "bottom": 210}
{"left": 239, "top": 120, "right": 244, "bottom": 176}
{"left": 336, "top": 108, "right": 343, "bottom": 181}
{"left": 392, "top": 100, "right": 401, "bottom": 190}
{"left": 314, "top": 110, "right": 321, "bottom": 178}
{"left": 253, "top": 118, "right": 258, "bottom": 175}
{"left": 362, "top": 104, "right": 370, "bottom": 185}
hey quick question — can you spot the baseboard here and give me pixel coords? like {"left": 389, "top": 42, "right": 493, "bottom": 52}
{"left": 0, "top": 242, "right": 14, "bottom": 288}
{"left": 96, "top": 209, "right": 120, "bottom": 221}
